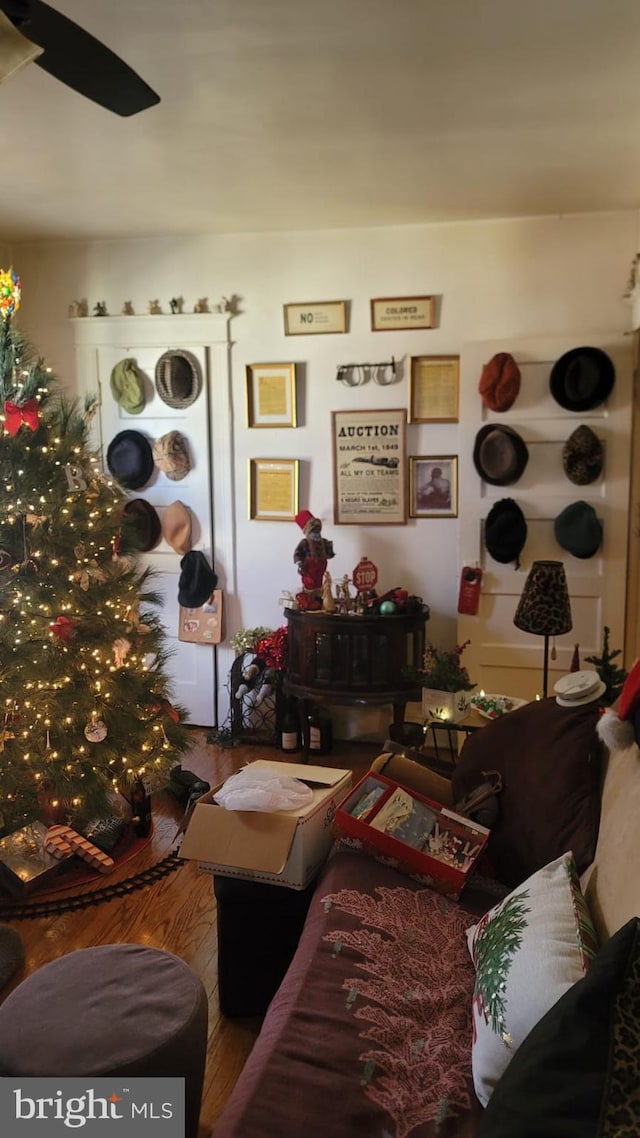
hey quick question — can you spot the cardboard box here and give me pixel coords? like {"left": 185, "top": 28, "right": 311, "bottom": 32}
{"left": 179, "top": 759, "right": 352, "bottom": 890}
{"left": 334, "top": 769, "right": 489, "bottom": 898}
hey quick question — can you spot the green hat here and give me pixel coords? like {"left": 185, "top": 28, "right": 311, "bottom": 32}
{"left": 110, "top": 358, "right": 146, "bottom": 415}
{"left": 554, "top": 500, "right": 602, "bottom": 559}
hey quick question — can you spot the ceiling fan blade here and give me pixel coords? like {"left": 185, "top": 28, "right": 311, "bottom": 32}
{"left": 0, "top": 9, "right": 42, "bottom": 84}
{"left": 3, "top": 0, "right": 160, "bottom": 115}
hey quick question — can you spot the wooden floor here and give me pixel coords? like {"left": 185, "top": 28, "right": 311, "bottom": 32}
{"left": 0, "top": 729, "right": 380, "bottom": 1137}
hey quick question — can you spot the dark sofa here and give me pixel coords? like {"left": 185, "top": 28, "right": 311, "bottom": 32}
{"left": 213, "top": 696, "right": 640, "bottom": 1137}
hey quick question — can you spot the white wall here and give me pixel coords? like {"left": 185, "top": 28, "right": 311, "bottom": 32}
{"left": 10, "top": 210, "right": 636, "bottom": 662}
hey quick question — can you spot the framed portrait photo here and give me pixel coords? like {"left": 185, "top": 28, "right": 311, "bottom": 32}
{"left": 409, "top": 455, "right": 458, "bottom": 518}
{"left": 249, "top": 458, "right": 299, "bottom": 521}
{"left": 246, "top": 362, "right": 297, "bottom": 427}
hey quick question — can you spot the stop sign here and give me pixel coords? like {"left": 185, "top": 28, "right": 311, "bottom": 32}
{"left": 352, "top": 557, "right": 378, "bottom": 592}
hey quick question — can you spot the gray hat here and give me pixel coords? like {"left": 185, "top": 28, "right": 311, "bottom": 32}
{"left": 109, "top": 358, "right": 146, "bottom": 415}
{"left": 155, "top": 350, "right": 202, "bottom": 409}
{"left": 554, "top": 501, "right": 602, "bottom": 559}
{"left": 152, "top": 431, "right": 191, "bottom": 481}
{"left": 562, "top": 425, "right": 603, "bottom": 486}
{"left": 473, "top": 425, "right": 529, "bottom": 486}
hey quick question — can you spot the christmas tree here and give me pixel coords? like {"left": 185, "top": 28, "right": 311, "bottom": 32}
{"left": 585, "top": 625, "right": 628, "bottom": 706}
{"left": 0, "top": 269, "right": 190, "bottom": 836}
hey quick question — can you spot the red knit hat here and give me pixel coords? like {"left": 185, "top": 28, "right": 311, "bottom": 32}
{"left": 479, "top": 353, "right": 521, "bottom": 413}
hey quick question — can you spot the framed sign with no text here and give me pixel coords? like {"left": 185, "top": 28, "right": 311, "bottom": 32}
{"left": 409, "top": 455, "right": 458, "bottom": 518}
{"left": 249, "top": 458, "right": 299, "bottom": 521}
{"left": 332, "top": 408, "right": 407, "bottom": 525}
{"left": 246, "top": 362, "right": 297, "bottom": 428}
{"left": 371, "top": 295, "right": 435, "bottom": 332}
{"left": 409, "top": 355, "right": 460, "bottom": 423}
{"left": 283, "top": 300, "right": 347, "bottom": 336}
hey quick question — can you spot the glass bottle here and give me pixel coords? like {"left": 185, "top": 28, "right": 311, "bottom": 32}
{"left": 280, "top": 697, "right": 301, "bottom": 754}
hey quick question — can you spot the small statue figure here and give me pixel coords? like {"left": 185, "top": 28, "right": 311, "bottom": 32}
{"left": 169, "top": 296, "right": 184, "bottom": 315}
{"left": 322, "top": 570, "right": 336, "bottom": 613}
{"left": 336, "top": 574, "right": 354, "bottom": 613}
{"left": 194, "top": 297, "right": 210, "bottom": 314}
{"left": 148, "top": 299, "right": 162, "bottom": 315}
{"left": 294, "top": 510, "right": 335, "bottom": 599}
{"left": 93, "top": 301, "right": 108, "bottom": 317}
{"left": 121, "top": 300, "right": 134, "bottom": 315}
{"left": 77, "top": 298, "right": 89, "bottom": 317}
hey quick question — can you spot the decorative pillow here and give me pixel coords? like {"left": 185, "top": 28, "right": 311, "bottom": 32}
{"left": 466, "top": 851, "right": 598, "bottom": 1107}
{"left": 476, "top": 917, "right": 640, "bottom": 1137}
{"left": 452, "top": 695, "right": 602, "bottom": 887}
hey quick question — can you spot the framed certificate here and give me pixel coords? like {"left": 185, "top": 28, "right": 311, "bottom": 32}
{"left": 249, "top": 458, "right": 299, "bottom": 521}
{"left": 409, "top": 355, "right": 459, "bottom": 423}
{"left": 246, "top": 362, "right": 297, "bottom": 427}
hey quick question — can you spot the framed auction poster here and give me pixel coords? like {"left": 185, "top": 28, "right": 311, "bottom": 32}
{"left": 332, "top": 408, "right": 407, "bottom": 525}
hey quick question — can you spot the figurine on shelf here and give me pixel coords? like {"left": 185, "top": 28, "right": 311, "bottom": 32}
{"left": 294, "top": 510, "right": 335, "bottom": 601}
{"left": 148, "top": 299, "right": 162, "bottom": 315}
{"left": 322, "top": 570, "right": 336, "bottom": 613}
{"left": 121, "top": 300, "right": 135, "bottom": 316}
{"left": 68, "top": 300, "right": 88, "bottom": 318}
{"left": 336, "top": 574, "right": 354, "bottom": 613}
{"left": 93, "top": 301, "right": 108, "bottom": 317}
{"left": 194, "top": 297, "right": 210, "bottom": 314}
{"left": 169, "top": 296, "right": 184, "bottom": 315}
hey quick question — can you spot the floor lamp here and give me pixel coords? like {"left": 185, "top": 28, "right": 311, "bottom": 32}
{"left": 513, "top": 560, "right": 573, "bottom": 698}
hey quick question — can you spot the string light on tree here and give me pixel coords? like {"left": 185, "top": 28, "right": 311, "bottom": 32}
{"left": 0, "top": 269, "right": 191, "bottom": 833}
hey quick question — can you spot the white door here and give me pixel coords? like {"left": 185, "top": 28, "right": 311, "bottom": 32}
{"left": 72, "top": 314, "right": 234, "bottom": 726}
{"left": 458, "top": 334, "right": 632, "bottom": 702}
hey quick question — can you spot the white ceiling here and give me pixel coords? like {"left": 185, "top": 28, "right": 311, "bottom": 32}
{"left": 3, "top": 0, "right": 640, "bottom": 243}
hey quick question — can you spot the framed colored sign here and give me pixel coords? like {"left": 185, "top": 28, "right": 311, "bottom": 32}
{"left": 370, "top": 295, "right": 435, "bottom": 332}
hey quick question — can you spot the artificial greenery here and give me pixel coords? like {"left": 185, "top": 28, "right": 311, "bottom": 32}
{"left": 402, "top": 639, "right": 476, "bottom": 692}
{"left": 585, "top": 625, "right": 627, "bottom": 706}
{"left": 0, "top": 279, "right": 190, "bottom": 833}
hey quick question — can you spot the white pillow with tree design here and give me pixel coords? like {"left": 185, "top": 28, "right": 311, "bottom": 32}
{"left": 466, "top": 851, "right": 598, "bottom": 1107}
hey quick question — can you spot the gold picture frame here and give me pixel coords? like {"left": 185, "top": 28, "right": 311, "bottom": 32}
{"left": 370, "top": 295, "right": 435, "bottom": 332}
{"left": 283, "top": 300, "right": 347, "bottom": 336}
{"left": 332, "top": 408, "right": 407, "bottom": 525}
{"left": 409, "top": 455, "right": 458, "bottom": 518}
{"left": 409, "top": 355, "right": 460, "bottom": 423}
{"left": 246, "top": 362, "right": 297, "bottom": 428}
{"left": 249, "top": 458, "right": 299, "bottom": 521}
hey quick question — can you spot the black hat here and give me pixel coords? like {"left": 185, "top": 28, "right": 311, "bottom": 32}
{"left": 122, "top": 499, "right": 162, "bottom": 552}
{"left": 562, "top": 425, "right": 603, "bottom": 485}
{"left": 484, "top": 499, "right": 527, "bottom": 567}
{"left": 549, "top": 347, "right": 615, "bottom": 412}
{"left": 473, "top": 424, "right": 529, "bottom": 486}
{"left": 155, "top": 350, "right": 203, "bottom": 409}
{"left": 178, "top": 551, "right": 218, "bottom": 608}
{"left": 106, "top": 430, "right": 154, "bottom": 490}
{"left": 554, "top": 501, "right": 602, "bottom": 559}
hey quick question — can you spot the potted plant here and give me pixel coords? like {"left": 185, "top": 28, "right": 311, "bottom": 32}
{"left": 404, "top": 639, "right": 476, "bottom": 723}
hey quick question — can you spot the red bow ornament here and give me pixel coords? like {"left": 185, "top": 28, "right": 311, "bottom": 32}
{"left": 4, "top": 398, "right": 40, "bottom": 437}
{"left": 50, "top": 615, "right": 78, "bottom": 644}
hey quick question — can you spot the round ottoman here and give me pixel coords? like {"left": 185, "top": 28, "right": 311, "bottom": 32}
{"left": 0, "top": 943, "right": 208, "bottom": 1138}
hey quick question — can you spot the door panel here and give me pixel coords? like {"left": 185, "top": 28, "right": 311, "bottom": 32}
{"left": 458, "top": 335, "right": 632, "bottom": 702}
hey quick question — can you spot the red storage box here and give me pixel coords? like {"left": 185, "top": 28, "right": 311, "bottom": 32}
{"left": 334, "top": 770, "right": 489, "bottom": 898}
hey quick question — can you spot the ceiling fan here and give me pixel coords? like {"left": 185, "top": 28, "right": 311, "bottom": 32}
{"left": 0, "top": 0, "right": 160, "bottom": 116}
